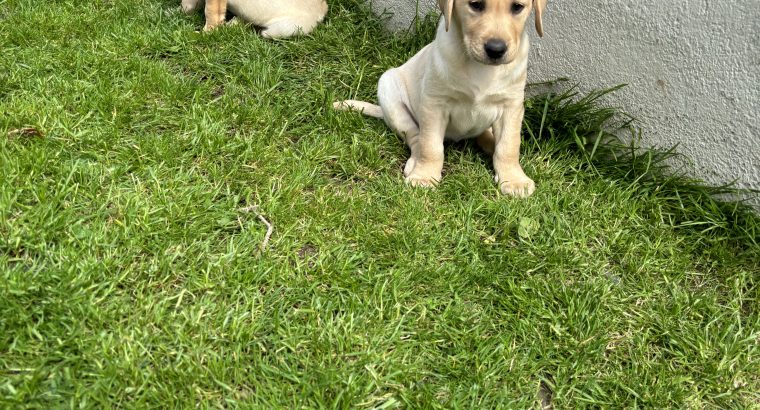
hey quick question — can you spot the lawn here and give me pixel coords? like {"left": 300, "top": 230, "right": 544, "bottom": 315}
{"left": 1, "top": 0, "right": 759, "bottom": 407}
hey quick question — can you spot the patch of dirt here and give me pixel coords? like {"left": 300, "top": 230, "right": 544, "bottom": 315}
{"left": 211, "top": 85, "right": 225, "bottom": 100}
{"left": 297, "top": 244, "right": 318, "bottom": 270}
{"left": 7, "top": 127, "right": 43, "bottom": 139}
{"left": 538, "top": 378, "right": 553, "bottom": 410}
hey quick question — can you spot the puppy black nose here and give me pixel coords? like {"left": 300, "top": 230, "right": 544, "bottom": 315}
{"left": 484, "top": 39, "right": 507, "bottom": 59}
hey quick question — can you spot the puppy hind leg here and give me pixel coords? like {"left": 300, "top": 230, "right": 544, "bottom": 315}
{"left": 377, "top": 71, "right": 435, "bottom": 184}
{"left": 380, "top": 102, "right": 420, "bottom": 178}
{"left": 203, "top": 0, "right": 227, "bottom": 31}
{"left": 475, "top": 128, "right": 495, "bottom": 155}
{"left": 377, "top": 71, "right": 419, "bottom": 142}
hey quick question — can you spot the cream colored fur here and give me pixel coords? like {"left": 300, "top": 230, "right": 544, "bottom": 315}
{"left": 181, "top": 0, "right": 328, "bottom": 38}
{"left": 335, "top": 0, "right": 548, "bottom": 197}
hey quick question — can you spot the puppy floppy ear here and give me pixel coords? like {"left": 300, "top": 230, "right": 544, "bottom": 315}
{"left": 534, "top": 0, "right": 547, "bottom": 37}
{"left": 438, "top": 0, "right": 455, "bottom": 31}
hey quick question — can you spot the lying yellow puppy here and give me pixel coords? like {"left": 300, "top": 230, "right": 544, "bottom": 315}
{"left": 181, "top": 0, "right": 328, "bottom": 38}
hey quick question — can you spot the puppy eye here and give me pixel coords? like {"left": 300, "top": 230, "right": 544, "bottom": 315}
{"left": 469, "top": 1, "right": 485, "bottom": 12}
{"left": 511, "top": 3, "right": 525, "bottom": 13}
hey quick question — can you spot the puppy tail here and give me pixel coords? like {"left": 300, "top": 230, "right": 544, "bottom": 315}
{"left": 333, "top": 100, "right": 384, "bottom": 119}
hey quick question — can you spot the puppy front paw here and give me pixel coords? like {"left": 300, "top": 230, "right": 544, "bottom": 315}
{"left": 404, "top": 158, "right": 441, "bottom": 188}
{"left": 405, "top": 173, "right": 440, "bottom": 188}
{"left": 496, "top": 174, "right": 536, "bottom": 198}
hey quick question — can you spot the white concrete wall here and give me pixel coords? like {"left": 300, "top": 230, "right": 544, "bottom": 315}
{"left": 367, "top": 0, "right": 760, "bottom": 201}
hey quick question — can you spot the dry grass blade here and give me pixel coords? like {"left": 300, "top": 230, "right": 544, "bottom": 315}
{"left": 240, "top": 205, "right": 274, "bottom": 251}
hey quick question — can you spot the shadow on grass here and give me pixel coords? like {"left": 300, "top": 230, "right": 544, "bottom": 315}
{"left": 523, "top": 81, "right": 759, "bottom": 249}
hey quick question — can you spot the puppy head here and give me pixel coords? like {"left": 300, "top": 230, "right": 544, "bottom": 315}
{"left": 438, "top": 0, "right": 547, "bottom": 65}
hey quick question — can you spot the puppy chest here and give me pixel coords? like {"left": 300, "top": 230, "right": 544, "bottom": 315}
{"left": 445, "top": 104, "right": 500, "bottom": 140}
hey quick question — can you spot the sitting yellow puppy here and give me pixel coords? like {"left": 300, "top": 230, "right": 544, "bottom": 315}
{"left": 335, "top": 0, "right": 547, "bottom": 197}
{"left": 181, "top": 0, "right": 328, "bottom": 38}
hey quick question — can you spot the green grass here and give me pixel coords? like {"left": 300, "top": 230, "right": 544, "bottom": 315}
{"left": 1, "top": 0, "right": 759, "bottom": 407}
